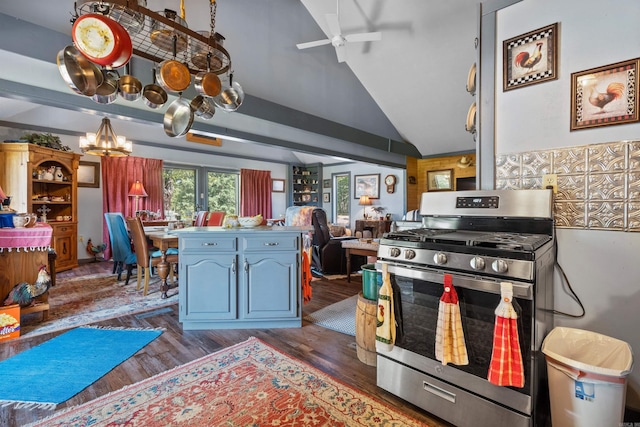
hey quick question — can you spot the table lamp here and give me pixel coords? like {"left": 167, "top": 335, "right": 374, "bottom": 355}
{"left": 359, "top": 195, "right": 372, "bottom": 219}
{"left": 128, "top": 180, "right": 147, "bottom": 214}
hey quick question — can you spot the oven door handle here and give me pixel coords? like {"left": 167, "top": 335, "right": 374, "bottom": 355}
{"left": 376, "top": 262, "right": 533, "bottom": 300}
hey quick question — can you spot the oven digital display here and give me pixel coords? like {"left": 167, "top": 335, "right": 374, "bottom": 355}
{"left": 456, "top": 196, "right": 499, "bottom": 208}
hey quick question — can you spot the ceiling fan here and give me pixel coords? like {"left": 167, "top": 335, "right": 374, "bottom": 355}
{"left": 296, "top": 0, "right": 382, "bottom": 63}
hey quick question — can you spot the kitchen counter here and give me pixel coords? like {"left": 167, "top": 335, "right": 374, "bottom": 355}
{"left": 175, "top": 227, "right": 311, "bottom": 330}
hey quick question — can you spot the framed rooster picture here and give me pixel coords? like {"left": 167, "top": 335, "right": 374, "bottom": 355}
{"left": 570, "top": 58, "right": 640, "bottom": 131}
{"left": 503, "top": 23, "right": 558, "bottom": 91}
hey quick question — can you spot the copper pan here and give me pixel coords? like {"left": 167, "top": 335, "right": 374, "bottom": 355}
{"left": 156, "top": 59, "right": 191, "bottom": 93}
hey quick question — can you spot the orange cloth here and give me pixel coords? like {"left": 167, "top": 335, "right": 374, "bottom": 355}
{"left": 487, "top": 282, "right": 524, "bottom": 388}
{"left": 435, "top": 274, "right": 469, "bottom": 366}
{"left": 302, "top": 251, "right": 312, "bottom": 304}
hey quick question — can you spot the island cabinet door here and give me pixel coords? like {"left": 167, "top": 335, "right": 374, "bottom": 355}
{"left": 179, "top": 253, "right": 238, "bottom": 321}
{"left": 242, "top": 252, "right": 298, "bottom": 319}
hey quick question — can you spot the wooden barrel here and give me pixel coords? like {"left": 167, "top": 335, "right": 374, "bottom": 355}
{"left": 356, "top": 292, "right": 378, "bottom": 366}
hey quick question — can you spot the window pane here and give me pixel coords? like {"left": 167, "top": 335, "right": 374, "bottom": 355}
{"left": 163, "top": 167, "right": 196, "bottom": 220}
{"left": 207, "top": 171, "right": 238, "bottom": 215}
{"left": 335, "top": 174, "right": 350, "bottom": 225}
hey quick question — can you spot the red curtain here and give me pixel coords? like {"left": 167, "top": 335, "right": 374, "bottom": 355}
{"left": 240, "top": 168, "right": 272, "bottom": 218}
{"left": 101, "top": 156, "right": 163, "bottom": 259}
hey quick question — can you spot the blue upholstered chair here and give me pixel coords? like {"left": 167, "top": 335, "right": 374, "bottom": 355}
{"left": 104, "top": 212, "right": 137, "bottom": 286}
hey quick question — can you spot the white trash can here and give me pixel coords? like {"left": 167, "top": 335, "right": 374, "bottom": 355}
{"left": 542, "top": 327, "right": 633, "bottom": 427}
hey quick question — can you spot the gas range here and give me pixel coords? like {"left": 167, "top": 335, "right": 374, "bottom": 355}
{"left": 379, "top": 190, "right": 555, "bottom": 282}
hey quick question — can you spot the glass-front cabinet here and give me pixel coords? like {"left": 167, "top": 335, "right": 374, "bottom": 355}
{"left": 0, "top": 143, "right": 81, "bottom": 271}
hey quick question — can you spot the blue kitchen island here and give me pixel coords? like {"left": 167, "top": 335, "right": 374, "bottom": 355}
{"left": 174, "top": 226, "right": 311, "bottom": 330}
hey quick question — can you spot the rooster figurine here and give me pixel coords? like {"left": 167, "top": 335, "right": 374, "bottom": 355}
{"left": 86, "top": 238, "right": 107, "bottom": 261}
{"left": 514, "top": 42, "right": 543, "bottom": 71}
{"left": 3, "top": 265, "right": 52, "bottom": 307}
{"left": 587, "top": 82, "right": 625, "bottom": 113}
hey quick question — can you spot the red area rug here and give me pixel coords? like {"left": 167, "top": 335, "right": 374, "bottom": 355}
{"left": 29, "top": 337, "right": 430, "bottom": 426}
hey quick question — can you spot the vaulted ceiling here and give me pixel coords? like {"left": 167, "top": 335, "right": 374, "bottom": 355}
{"left": 0, "top": 0, "right": 478, "bottom": 167}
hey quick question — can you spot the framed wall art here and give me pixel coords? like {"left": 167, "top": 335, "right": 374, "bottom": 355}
{"left": 427, "top": 169, "right": 453, "bottom": 191}
{"left": 323, "top": 192, "right": 330, "bottom": 203}
{"left": 323, "top": 179, "right": 331, "bottom": 189}
{"left": 271, "top": 179, "right": 285, "bottom": 193}
{"left": 77, "top": 161, "right": 100, "bottom": 188}
{"left": 570, "top": 58, "right": 640, "bottom": 131}
{"left": 503, "top": 22, "right": 558, "bottom": 91}
{"left": 354, "top": 174, "right": 380, "bottom": 199}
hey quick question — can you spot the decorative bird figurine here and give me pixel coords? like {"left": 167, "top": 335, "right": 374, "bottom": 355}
{"left": 514, "top": 42, "right": 543, "bottom": 71}
{"left": 86, "top": 238, "right": 107, "bottom": 261}
{"left": 3, "top": 265, "right": 52, "bottom": 307}
{"left": 587, "top": 82, "right": 625, "bottom": 112}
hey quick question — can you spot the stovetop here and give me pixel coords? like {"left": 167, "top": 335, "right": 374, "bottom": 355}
{"left": 382, "top": 229, "right": 552, "bottom": 252}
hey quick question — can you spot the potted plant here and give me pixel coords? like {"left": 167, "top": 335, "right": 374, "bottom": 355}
{"left": 21, "top": 133, "right": 71, "bottom": 151}
{"left": 370, "top": 206, "right": 385, "bottom": 220}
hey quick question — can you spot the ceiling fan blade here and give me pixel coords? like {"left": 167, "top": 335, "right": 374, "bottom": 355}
{"left": 335, "top": 45, "right": 347, "bottom": 63}
{"left": 296, "top": 39, "right": 331, "bottom": 50}
{"left": 344, "top": 32, "right": 382, "bottom": 43}
{"left": 325, "top": 13, "right": 342, "bottom": 37}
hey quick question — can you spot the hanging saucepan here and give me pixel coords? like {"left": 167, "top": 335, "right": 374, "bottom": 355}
{"left": 118, "top": 62, "right": 142, "bottom": 101}
{"left": 142, "top": 68, "right": 168, "bottom": 109}
{"left": 92, "top": 69, "right": 120, "bottom": 105}
{"left": 164, "top": 95, "right": 194, "bottom": 137}
{"left": 72, "top": 13, "right": 133, "bottom": 69}
{"left": 190, "top": 95, "right": 216, "bottom": 120}
{"left": 56, "top": 45, "right": 103, "bottom": 96}
{"left": 156, "top": 35, "right": 191, "bottom": 93}
{"left": 194, "top": 54, "right": 222, "bottom": 98}
{"left": 212, "top": 74, "right": 244, "bottom": 112}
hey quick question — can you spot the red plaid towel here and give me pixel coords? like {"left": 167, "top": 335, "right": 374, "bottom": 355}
{"left": 487, "top": 282, "right": 524, "bottom": 388}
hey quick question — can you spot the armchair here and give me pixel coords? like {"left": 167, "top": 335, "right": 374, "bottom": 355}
{"left": 310, "top": 208, "right": 357, "bottom": 275}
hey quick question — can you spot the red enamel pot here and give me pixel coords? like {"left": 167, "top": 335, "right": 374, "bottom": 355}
{"left": 72, "top": 13, "right": 133, "bottom": 69}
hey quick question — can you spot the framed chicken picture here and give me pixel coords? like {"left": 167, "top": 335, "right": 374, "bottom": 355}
{"left": 503, "top": 23, "right": 558, "bottom": 91}
{"left": 570, "top": 58, "right": 640, "bottom": 131}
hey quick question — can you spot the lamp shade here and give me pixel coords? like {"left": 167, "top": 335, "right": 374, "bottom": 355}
{"left": 359, "top": 195, "right": 372, "bottom": 206}
{"left": 128, "top": 181, "right": 148, "bottom": 197}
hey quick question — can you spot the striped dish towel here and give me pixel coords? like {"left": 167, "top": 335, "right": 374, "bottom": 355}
{"left": 435, "top": 274, "right": 469, "bottom": 366}
{"left": 487, "top": 282, "right": 524, "bottom": 388}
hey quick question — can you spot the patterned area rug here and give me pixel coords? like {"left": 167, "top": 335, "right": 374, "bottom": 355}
{"left": 20, "top": 273, "right": 178, "bottom": 339}
{"left": 28, "top": 337, "right": 431, "bottom": 426}
{"left": 304, "top": 294, "right": 358, "bottom": 336}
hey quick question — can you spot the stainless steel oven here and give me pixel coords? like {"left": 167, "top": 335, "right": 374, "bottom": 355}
{"left": 375, "top": 190, "right": 555, "bottom": 427}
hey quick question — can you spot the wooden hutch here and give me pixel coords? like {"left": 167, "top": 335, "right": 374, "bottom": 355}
{"left": 0, "top": 143, "right": 81, "bottom": 271}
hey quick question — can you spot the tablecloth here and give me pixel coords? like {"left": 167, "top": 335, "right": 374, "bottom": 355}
{"left": 0, "top": 223, "right": 53, "bottom": 252}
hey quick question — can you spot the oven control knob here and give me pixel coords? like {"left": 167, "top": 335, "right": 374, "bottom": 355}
{"left": 433, "top": 252, "right": 447, "bottom": 265}
{"left": 492, "top": 259, "right": 508, "bottom": 273}
{"left": 470, "top": 256, "right": 485, "bottom": 270}
{"left": 404, "top": 249, "right": 416, "bottom": 260}
{"left": 389, "top": 247, "right": 401, "bottom": 257}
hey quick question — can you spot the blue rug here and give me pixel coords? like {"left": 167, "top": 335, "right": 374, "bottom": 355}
{"left": 0, "top": 326, "right": 162, "bottom": 409}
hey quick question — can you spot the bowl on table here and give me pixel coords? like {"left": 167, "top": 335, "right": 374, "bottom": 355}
{"left": 238, "top": 216, "right": 262, "bottom": 227}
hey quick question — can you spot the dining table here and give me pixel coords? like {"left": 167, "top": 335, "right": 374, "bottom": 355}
{"left": 144, "top": 228, "right": 178, "bottom": 299}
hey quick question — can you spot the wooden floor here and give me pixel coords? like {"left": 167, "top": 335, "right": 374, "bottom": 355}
{"left": 0, "top": 261, "right": 453, "bottom": 427}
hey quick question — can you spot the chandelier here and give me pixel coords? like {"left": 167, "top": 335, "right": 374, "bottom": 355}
{"left": 79, "top": 117, "right": 133, "bottom": 156}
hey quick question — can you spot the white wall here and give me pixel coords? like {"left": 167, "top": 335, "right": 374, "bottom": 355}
{"left": 497, "top": 0, "right": 640, "bottom": 409}
{"left": 321, "top": 163, "right": 405, "bottom": 230}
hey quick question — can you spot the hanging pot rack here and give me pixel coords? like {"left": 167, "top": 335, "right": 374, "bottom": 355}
{"left": 74, "top": 0, "right": 231, "bottom": 76}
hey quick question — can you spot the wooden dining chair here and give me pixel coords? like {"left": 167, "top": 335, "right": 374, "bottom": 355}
{"left": 206, "top": 211, "right": 226, "bottom": 226}
{"left": 194, "top": 210, "right": 208, "bottom": 226}
{"left": 126, "top": 216, "right": 179, "bottom": 296}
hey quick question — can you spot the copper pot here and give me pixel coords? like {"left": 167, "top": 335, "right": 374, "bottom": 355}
{"left": 156, "top": 60, "right": 191, "bottom": 93}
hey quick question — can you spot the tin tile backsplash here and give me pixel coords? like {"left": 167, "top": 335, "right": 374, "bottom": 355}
{"left": 496, "top": 140, "right": 640, "bottom": 231}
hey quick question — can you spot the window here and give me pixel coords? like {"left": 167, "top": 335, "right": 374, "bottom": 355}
{"left": 333, "top": 173, "right": 350, "bottom": 226}
{"left": 163, "top": 165, "right": 238, "bottom": 220}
